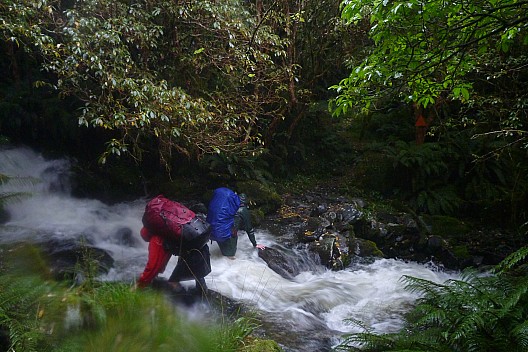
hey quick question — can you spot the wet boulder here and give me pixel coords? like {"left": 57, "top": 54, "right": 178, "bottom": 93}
{"left": 349, "top": 238, "right": 384, "bottom": 258}
{"left": 0, "top": 207, "right": 10, "bottom": 224}
{"left": 38, "top": 236, "right": 114, "bottom": 281}
{"left": 297, "top": 216, "right": 330, "bottom": 243}
{"left": 110, "top": 227, "right": 138, "bottom": 247}
{"left": 258, "top": 246, "right": 302, "bottom": 279}
{"left": 308, "top": 233, "right": 343, "bottom": 270}
{"left": 335, "top": 204, "right": 363, "bottom": 230}
{"left": 423, "top": 235, "right": 460, "bottom": 269}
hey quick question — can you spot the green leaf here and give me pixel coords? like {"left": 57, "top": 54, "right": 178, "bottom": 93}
{"left": 460, "top": 87, "right": 469, "bottom": 101}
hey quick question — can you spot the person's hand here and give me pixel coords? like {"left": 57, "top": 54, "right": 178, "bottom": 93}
{"left": 255, "top": 244, "right": 265, "bottom": 250}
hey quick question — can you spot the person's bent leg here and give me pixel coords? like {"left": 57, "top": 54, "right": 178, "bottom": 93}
{"left": 168, "top": 261, "right": 187, "bottom": 294}
{"left": 194, "top": 277, "right": 207, "bottom": 295}
{"left": 217, "top": 236, "right": 238, "bottom": 258}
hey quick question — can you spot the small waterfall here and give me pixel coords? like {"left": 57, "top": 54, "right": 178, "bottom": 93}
{"left": 0, "top": 146, "right": 461, "bottom": 351}
{"left": 0, "top": 146, "right": 71, "bottom": 194}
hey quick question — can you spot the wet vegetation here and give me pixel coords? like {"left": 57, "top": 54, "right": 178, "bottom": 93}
{"left": 0, "top": 243, "right": 266, "bottom": 352}
{"left": 335, "top": 246, "right": 528, "bottom": 352}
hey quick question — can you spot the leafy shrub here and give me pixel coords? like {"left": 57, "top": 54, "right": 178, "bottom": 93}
{"left": 199, "top": 152, "right": 273, "bottom": 186}
{"left": 382, "top": 141, "right": 463, "bottom": 215}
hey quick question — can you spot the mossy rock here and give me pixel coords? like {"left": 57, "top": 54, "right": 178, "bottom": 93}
{"left": 239, "top": 337, "right": 283, "bottom": 352}
{"left": 235, "top": 180, "right": 282, "bottom": 215}
{"left": 452, "top": 244, "right": 471, "bottom": 260}
{"left": 428, "top": 215, "right": 471, "bottom": 241}
{"left": 350, "top": 238, "right": 384, "bottom": 258}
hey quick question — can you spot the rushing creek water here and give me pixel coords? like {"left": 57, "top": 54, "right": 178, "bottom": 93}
{"left": 0, "top": 146, "right": 461, "bottom": 351}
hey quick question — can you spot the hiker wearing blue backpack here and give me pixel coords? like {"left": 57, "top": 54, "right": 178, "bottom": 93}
{"left": 206, "top": 187, "right": 265, "bottom": 259}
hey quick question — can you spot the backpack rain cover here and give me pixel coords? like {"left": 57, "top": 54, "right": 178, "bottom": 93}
{"left": 142, "top": 195, "right": 195, "bottom": 238}
{"left": 206, "top": 187, "right": 241, "bottom": 242}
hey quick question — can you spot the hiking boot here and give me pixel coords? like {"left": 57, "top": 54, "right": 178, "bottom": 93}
{"left": 168, "top": 281, "right": 186, "bottom": 295}
{"left": 192, "top": 278, "right": 208, "bottom": 296}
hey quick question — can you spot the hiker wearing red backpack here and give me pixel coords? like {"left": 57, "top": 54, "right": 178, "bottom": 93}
{"left": 206, "top": 187, "right": 265, "bottom": 259}
{"left": 136, "top": 195, "right": 211, "bottom": 295}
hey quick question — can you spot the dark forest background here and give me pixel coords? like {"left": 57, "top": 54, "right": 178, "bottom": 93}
{"left": 1, "top": 0, "right": 527, "bottom": 231}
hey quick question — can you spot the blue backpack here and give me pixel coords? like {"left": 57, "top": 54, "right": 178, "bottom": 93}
{"left": 206, "top": 188, "right": 241, "bottom": 242}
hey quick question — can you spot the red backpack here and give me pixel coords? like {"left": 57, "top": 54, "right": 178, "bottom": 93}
{"left": 142, "top": 195, "right": 196, "bottom": 239}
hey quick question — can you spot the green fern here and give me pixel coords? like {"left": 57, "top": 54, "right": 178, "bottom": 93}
{"left": 384, "top": 142, "right": 462, "bottom": 215}
{"left": 414, "top": 187, "right": 462, "bottom": 215}
{"left": 494, "top": 246, "right": 528, "bottom": 274}
{"left": 336, "top": 247, "right": 528, "bottom": 352}
{"left": 0, "top": 275, "right": 51, "bottom": 352}
{"left": 0, "top": 173, "right": 38, "bottom": 208}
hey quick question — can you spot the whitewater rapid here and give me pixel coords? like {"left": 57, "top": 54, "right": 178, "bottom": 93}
{"left": 0, "top": 146, "right": 460, "bottom": 350}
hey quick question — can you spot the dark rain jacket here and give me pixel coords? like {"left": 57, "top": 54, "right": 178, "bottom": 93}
{"left": 233, "top": 205, "right": 256, "bottom": 247}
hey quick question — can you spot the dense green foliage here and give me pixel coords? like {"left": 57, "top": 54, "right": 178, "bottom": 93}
{"left": 336, "top": 246, "right": 528, "bottom": 352}
{"left": 332, "top": 0, "right": 528, "bottom": 112}
{"left": 330, "top": 0, "right": 528, "bottom": 224}
{"left": 0, "top": 0, "right": 526, "bottom": 221}
{"left": 2, "top": 2, "right": 528, "bottom": 351}
{"left": 1, "top": 0, "right": 278, "bottom": 164}
{"left": 0, "top": 0, "right": 351, "bottom": 173}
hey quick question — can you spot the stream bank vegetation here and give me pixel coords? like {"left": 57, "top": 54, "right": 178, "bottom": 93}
{"left": 0, "top": 242, "right": 266, "bottom": 352}
{"left": 335, "top": 245, "right": 528, "bottom": 352}
{"left": 330, "top": 0, "right": 528, "bottom": 347}
{"left": 331, "top": 0, "right": 528, "bottom": 229}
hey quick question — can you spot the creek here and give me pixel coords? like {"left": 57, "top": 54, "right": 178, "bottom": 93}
{"left": 0, "top": 146, "right": 461, "bottom": 351}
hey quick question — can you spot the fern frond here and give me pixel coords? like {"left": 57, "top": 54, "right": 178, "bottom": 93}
{"left": 400, "top": 275, "right": 446, "bottom": 297}
{"left": 337, "top": 331, "right": 398, "bottom": 351}
{"left": 0, "top": 173, "right": 38, "bottom": 207}
{"left": 338, "top": 248, "right": 528, "bottom": 352}
{"left": 511, "top": 320, "right": 528, "bottom": 349}
{"left": 0, "top": 275, "right": 49, "bottom": 352}
{"left": 494, "top": 246, "right": 528, "bottom": 274}
{"left": 342, "top": 317, "right": 374, "bottom": 333}
{"left": 0, "top": 191, "right": 32, "bottom": 206}
{"left": 499, "top": 276, "right": 528, "bottom": 313}
{"left": 412, "top": 305, "right": 449, "bottom": 327}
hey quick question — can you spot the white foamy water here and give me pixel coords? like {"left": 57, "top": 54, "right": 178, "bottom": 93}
{"left": 0, "top": 146, "right": 461, "bottom": 350}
